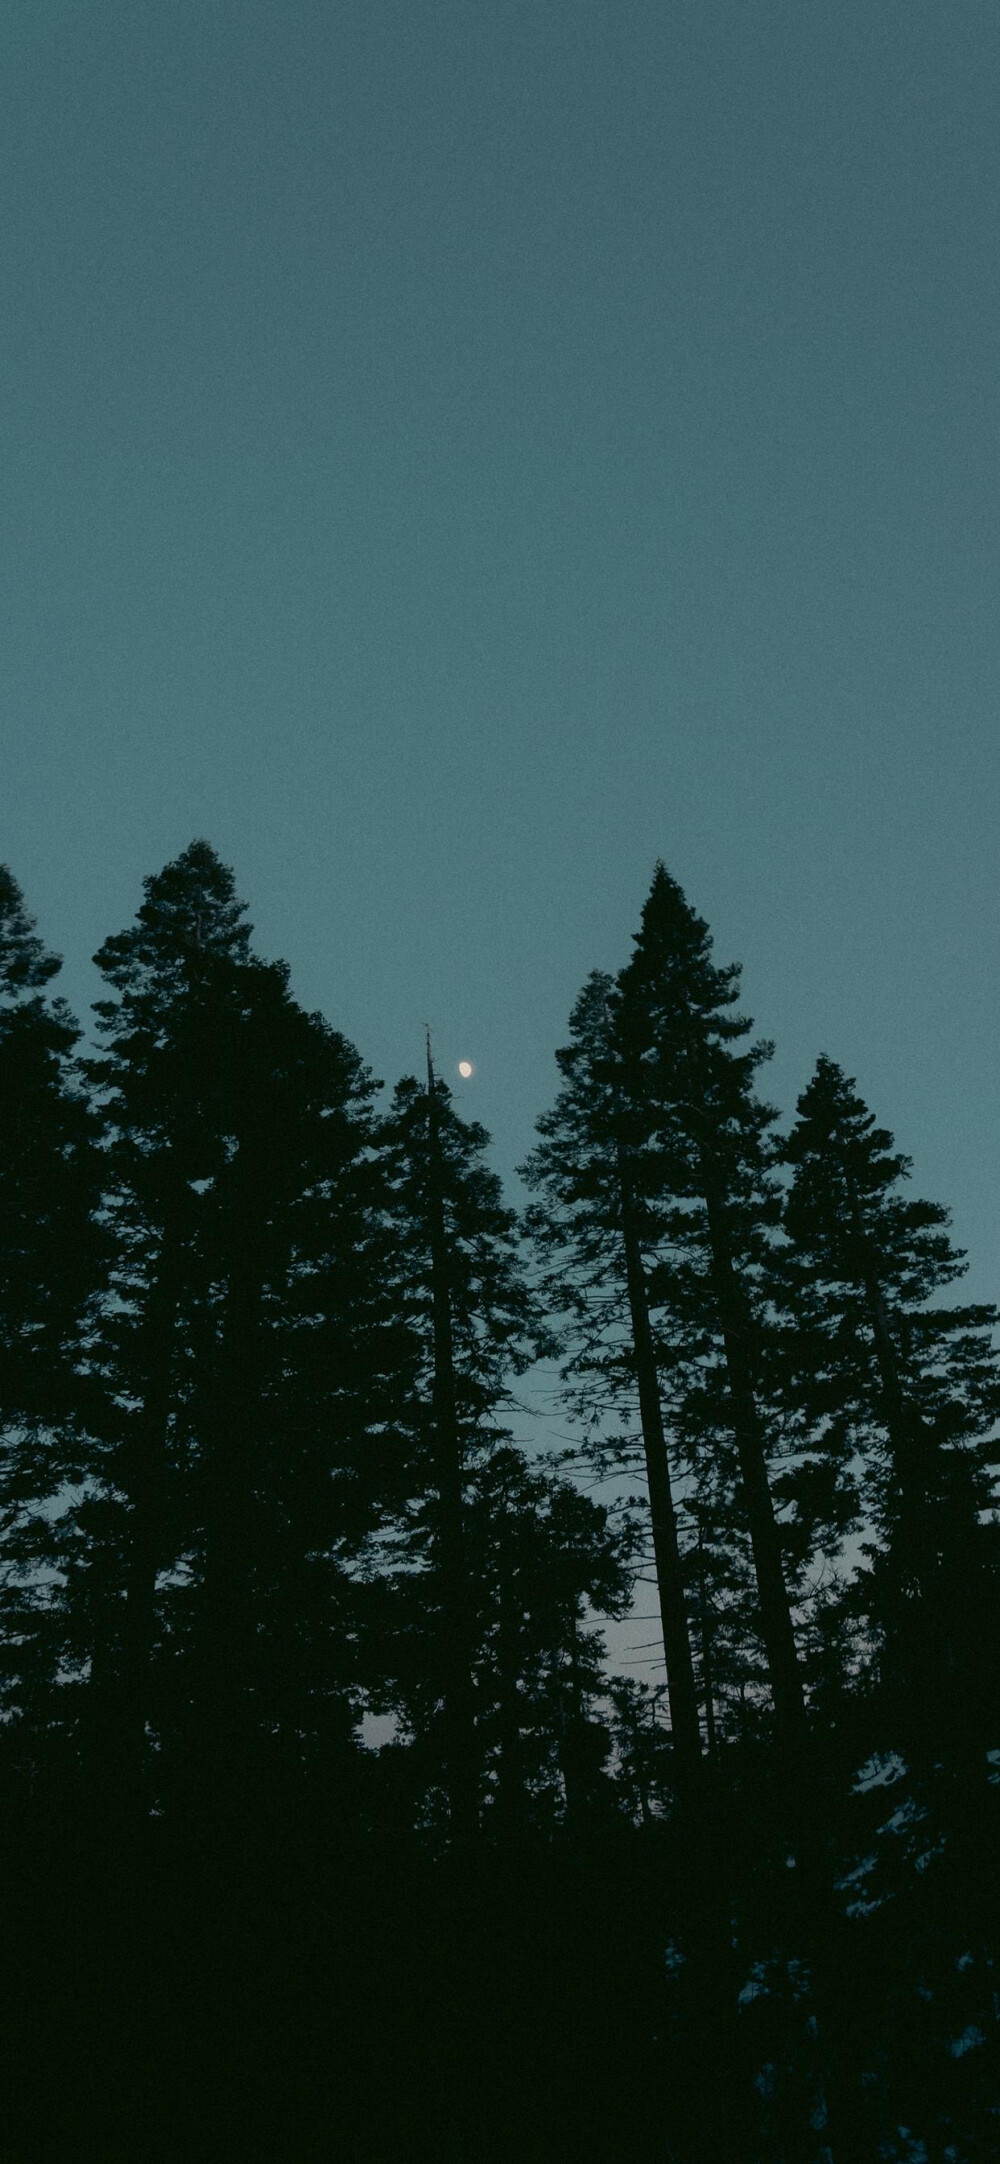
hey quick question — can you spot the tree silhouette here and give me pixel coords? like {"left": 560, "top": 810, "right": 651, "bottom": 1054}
{"left": 615, "top": 864, "right": 806, "bottom": 1741}
{"left": 1, "top": 845, "right": 997, "bottom": 2161}
{"left": 376, "top": 1061, "right": 546, "bottom": 1842}
{"left": 0, "top": 868, "right": 102, "bottom": 1757}
{"left": 522, "top": 969, "right": 703, "bottom": 1777}
{"left": 60, "top": 843, "right": 405, "bottom": 1817}
{"left": 781, "top": 1054, "right": 1000, "bottom": 1748}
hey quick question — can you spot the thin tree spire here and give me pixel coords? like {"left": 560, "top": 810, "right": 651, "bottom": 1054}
{"left": 424, "top": 1030, "right": 479, "bottom": 1846}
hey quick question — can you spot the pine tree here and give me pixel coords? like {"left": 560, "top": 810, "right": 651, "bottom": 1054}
{"left": 378, "top": 1433, "right": 636, "bottom": 1839}
{"left": 376, "top": 1064, "right": 547, "bottom": 1842}
{"left": 467, "top": 1442, "right": 636, "bottom": 1834}
{"left": 184, "top": 950, "right": 405, "bottom": 1810}
{"left": 605, "top": 1676, "right": 674, "bottom": 1825}
{"left": 525, "top": 868, "right": 809, "bottom": 1754}
{"left": 77, "top": 842, "right": 257, "bottom": 1787}
{"left": 0, "top": 869, "right": 102, "bottom": 1748}
{"left": 781, "top": 1054, "right": 1000, "bottom": 1745}
{"left": 614, "top": 864, "right": 806, "bottom": 1741}
{"left": 75, "top": 842, "right": 403, "bottom": 1813}
{"left": 0, "top": 868, "right": 99, "bottom": 1422}
{"left": 521, "top": 970, "right": 704, "bottom": 1777}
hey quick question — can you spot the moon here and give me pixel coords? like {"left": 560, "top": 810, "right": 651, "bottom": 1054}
{"left": 458, "top": 1060, "right": 474, "bottom": 1079}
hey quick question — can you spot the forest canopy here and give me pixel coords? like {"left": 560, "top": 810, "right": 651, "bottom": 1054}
{"left": 1, "top": 842, "right": 997, "bottom": 2163}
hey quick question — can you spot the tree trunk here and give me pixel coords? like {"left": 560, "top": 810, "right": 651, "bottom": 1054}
{"left": 426, "top": 1051, "right": 479, "bottom": 1849}
{"left": 701, "top": 1176, "right": 806, "bottom": 1739}
{"left": 104, "top": 1181, "right": 189, "bottom": 1799}
{"left": 200, "top": 1146, "right": 269, "bottom": 1811}
{"left": 615, "top": 1134, "right": 703, "bottom": 1774}
{"left": 696, "top": 1530, "right": 719, "bottom": 1759}
{"left": 495, "top": 1537, "right": 522, "bottom": 1836}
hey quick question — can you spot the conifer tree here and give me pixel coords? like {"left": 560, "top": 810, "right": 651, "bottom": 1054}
{"left": 75, "top": 843, "right": 258, "bottom": 1783}
{"left": 0, "top": 869, "right": 101, "bottom": 1742}
{"left": 376, "top": 1432, "right": 635, "bottom": 1838}
{"left": 376, "top": 1066, "right": 547, "bottom": 1841}
{"left": 781, "top": 1055, "right": 1000, "bottom": 1743}
{"left": 0, "top": 868, "right": 99, "bottom": 1422}
{"left": 75, "top": 843, "right": 403, "bottom": 1809}
{"left": 605, "top": 1677, "right": 673, "bottom": 1824}
{"left": 521, "top": 971, "right": 704, "bottom": 1775}
{"left": 525, "top": 869, "right": 809, "bottom": 1752}
{"left": 465, "top": 1442, "right": 635, "bottom": 1833}
{"left": 184, "top": 951, "right": 406, "bottom": 1807}
{"left": 614, "top": 865, "right": 806, "bottom": 1740}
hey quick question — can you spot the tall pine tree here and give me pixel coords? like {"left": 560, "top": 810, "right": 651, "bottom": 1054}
{"left": 615, "top": 865, "right": 806, "bottom": 1740}
{"left": 781, "top": 1054, "right": 1000, "bottom": 1746}
{"left": 522, "top": 970, "right": 704, "bottom": 1776}
{"left": 376, "top": 1063, "right": 547, "bottom": 1843}
{"left": 75, "top": 843, "right": 404, "bottom": 1816}
{"left": 0, "top": 869, "right": 102, "bottom": 1754}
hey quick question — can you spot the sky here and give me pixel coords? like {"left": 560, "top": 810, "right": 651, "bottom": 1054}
{"left": 4, "top": 0, "right": 1000, "bottom": 1332}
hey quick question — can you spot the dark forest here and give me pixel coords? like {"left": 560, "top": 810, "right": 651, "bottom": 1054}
{"left": 2, "top": 841, "right": 997, "bottom": 2161}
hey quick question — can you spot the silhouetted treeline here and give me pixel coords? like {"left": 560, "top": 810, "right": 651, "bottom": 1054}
{"left": 1, "top": 844, "right": 998, "bottom": 2160}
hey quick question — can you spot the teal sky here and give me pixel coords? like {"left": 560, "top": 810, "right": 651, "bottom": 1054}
{"left": 5, "top": 1, "right": 999, "bottom": 1301}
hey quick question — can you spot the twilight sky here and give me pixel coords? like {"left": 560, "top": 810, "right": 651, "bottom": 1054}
{"left": 5, "top": 1, "right": 1000, "bottom": 1307}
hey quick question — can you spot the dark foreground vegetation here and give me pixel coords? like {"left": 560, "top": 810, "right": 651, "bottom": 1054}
{"left": 1, "top": 844, "right": 997, "bottom": 2159}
